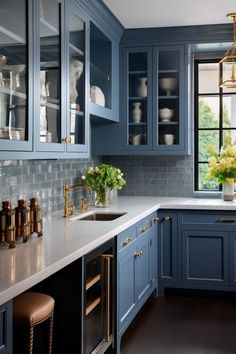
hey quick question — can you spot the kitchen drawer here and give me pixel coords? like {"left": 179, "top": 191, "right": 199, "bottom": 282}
{"left": 117, "top": 225, "right": 137, "bottom": 252}
{"left": 136, "top": 214, "right": 154, "bottom": 238}
{"left": 181, "top": 210, "right": 236, "bottom": 227}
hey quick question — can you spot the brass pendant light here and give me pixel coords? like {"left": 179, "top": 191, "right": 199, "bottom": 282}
{"left": 219, "top": 13, "right": 236, "bottom": 88}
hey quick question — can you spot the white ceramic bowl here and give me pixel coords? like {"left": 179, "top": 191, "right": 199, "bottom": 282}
{"left": 159, "top": 78, "right": 177, "bottom": 95}
{"left": 159, "top": 108, "right": 174, "bottom": 121}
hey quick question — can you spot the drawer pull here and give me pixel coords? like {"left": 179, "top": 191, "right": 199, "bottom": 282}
{"left": 153, "top": 217, "right": 160, "bottom": 222}
{"left": 122, "top": 237, "right": 133, "bottom": 246}
{"left": 217, "top": 218, "right": 236, "bottom": 223}
{"left": 135, "top": 250, "right": 143, "bottom": 257}
{"left": 140, "top": 224, "right": 150, "bottom": 233}
{"left": 163, "top": 216, "right": 171, "bottom": 221}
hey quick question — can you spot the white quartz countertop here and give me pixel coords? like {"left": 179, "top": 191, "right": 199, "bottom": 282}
{"left": 1, "top": 196, "right": 236, "bottom": 306}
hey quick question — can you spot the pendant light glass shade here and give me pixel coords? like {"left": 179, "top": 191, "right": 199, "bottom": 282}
{"left": 219, "top": 13, "right": 236, "bottom": 88}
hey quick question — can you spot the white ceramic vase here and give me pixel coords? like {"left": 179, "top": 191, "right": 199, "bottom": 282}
{"left": 137, "top": 77, "right": 147, "bottom": 97}
{"left": 222, "top": 183, "right": 234, "bottom": 201}
{"left": 132, "top": 102, "right": 142, "bottom": 122}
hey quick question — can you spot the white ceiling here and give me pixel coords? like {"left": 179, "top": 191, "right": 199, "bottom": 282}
{"left": 103, "top": 0, "right": 236, "bottom": 28}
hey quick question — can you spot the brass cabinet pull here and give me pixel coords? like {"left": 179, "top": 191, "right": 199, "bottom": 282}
{"left": 140, "top": 224, "right": 150, "bottom": 233}
{"left": 217, "top": 218, "right": 236, "bottom": 223}
{"left": 101, "top": 254, "right": 113, "bottom": 341}
{"left": 122, "top": 237, "right": 133, "bottom": 246}
{"left": 135, "top": 250, "right": 143, "bottom": 257}
{"left": 163, "top": 216, "right": 171, "bottom": 221}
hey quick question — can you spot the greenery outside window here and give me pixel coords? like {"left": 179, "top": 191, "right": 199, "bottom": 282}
{"left": 195, "top": 58, "right": 236, "bottom": 191}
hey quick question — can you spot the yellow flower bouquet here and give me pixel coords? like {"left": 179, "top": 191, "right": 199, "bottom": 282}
{"left": 206, "top": 141, "right": 236, "bottom": 186}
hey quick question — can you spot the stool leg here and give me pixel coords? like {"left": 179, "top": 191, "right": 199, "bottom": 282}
{"left": 29, "top": 324, "right": 34, "bottom": 354}
{"left": 48, "top": 313, "right": 54, "bottom": 354}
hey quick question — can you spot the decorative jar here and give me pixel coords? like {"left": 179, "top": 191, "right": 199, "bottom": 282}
{"left": 222, "top": 183, "right": 234, "bottom": 201}
{"left": 137, "top": 77, "right": 147, "bottom": 97}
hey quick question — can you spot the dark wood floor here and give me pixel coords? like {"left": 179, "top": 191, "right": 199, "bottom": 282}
{"left": 121, "top": 294, "right": 236, "bottom": 354}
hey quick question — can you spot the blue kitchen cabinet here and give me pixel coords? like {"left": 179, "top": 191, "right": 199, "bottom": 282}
{"left": 91, "top": 44, "right": 190, "bottom": 156}
{"left": 181, "top": 229, "right": 229, "bottom": 288}
{"left": 229, "top": 232, "right": 236, "bottom": 287}
{"left": 0, "top": 0, "right": 33, "bottom": 153}
{"left": 157, "top": 211, "right": 178, "bottom": 295}
{"left": 117, "top": 212, "right": 158, "bottom": 352}
{"left": 0, "top": 301, "right": 12, "bottom": 354}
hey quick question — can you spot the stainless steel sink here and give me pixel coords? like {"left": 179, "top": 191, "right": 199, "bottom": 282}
{"left": 76, "top": 211, "right": 127, "bottom": 221}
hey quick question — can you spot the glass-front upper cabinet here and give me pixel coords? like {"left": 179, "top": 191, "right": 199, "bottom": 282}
{"left": 36, "top": 0, "right": 88, "bottom": 154}
{"left": 89, "top": 21, "right": 119, "bottom": 122}
{"left": 0, "top": 0, "right": 32, "bottom": 151}
{"left": 123, "top": 47, "right": 152, "bottom": 150}
{"left": 153, "top": 45, "right": 186, "bottom": 152}
{"left": 67, "top": 3, "right": 88, "bottom": 153}
{"left": 36, "top": 0, "right": 64, "bottom": 151}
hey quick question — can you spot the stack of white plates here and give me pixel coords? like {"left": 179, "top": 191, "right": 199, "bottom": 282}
{"left": 9, "top": 128, "right": 25, "bottom": 140}
{"left": 40, "top": 130, "right": 52, "bottom": 143}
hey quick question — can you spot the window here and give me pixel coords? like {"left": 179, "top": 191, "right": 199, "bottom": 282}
{"left": 194, "top": 59, "right": 236, "bottom": 191}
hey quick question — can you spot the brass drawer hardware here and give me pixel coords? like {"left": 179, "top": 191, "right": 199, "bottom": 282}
{"left": 217, "top": 218, "right": 236, "bottom": 223}
{"left": 122, "top": 237, "right": 133, "bottom": 246}
{"left": 153, "top": 217, "right": 160, "bottom": 222}
{"left": 140, "top": 224, "right": 150, "bottom": 233}
{"left": 163, "top": 216, "right": 171, "bottom": 221}
{"left": 135, "top": 250, "right": 143, "bottom": 257}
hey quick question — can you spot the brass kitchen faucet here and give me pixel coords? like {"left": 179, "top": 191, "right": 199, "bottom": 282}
{"left": 63, "top": 182, "right": 92, "bottom": 217}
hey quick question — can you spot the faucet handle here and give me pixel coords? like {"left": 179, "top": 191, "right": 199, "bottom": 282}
{"left": 68, "top": 201, "right": 76, "bottom": 216}
{"left": 80, "top": 198, "right": 90, "bottom": 213}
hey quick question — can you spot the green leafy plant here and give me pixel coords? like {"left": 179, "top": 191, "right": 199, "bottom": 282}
{"left": 82, "top": 163, "right": 126, "bottom": 192}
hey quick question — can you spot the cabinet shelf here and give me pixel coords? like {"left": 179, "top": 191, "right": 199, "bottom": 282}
{"left": 129, "top": 70, "right": 147, "bottom": 75}
{"left": 158, "top": 121, "right": 178, "bottom": 125}
{"left": 0, "top": 87, "right": 26, "bottom": 99}
{"left": 40, "top": 100, "right": 59, "bottom": 109}
{"left": 129, "top": 122, "right": 147, "bottom": 126}
{"left": 85, "top": 297, "right": 101, "bottom": 316}
{"left": 159, "top": 69, "right": 179, "bottom": 74}
{"left": 158, "top": 95, "right": 178, "bottom": 99}
{"left": 70, "top": 108, "right": 84, "bottom": 116}
{"left": 129, "top": 96, "right": 147, "bottom": 101}
{"left": 86, "top": 274, "right": 101, "bottom": 291}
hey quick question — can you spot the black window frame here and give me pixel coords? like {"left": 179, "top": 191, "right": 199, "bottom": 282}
{"left": 194, "top": 56, "right": 236, "bottom": 191}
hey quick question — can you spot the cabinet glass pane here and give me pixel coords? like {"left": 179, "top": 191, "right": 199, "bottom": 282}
{"left": 69, "top": 11, "right": 85, "bottom": 145}
{"left": 90, "top": 22, "right": 111, "bottom": 109}
{"left": 158, "top": 50, "right": 179, "bottom": 146}
{"left": 0, "top": 0, "right": 27, "bottom": 141}
{"left": 128, "top": 52, "right": 148, "bottom": 146}
{"left": 40, "top": 0, "right": 61, "bottom": 143}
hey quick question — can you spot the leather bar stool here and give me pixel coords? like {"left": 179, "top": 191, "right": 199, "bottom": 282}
{"left": 13, "top": 292, "right": 55, "bottom": 354}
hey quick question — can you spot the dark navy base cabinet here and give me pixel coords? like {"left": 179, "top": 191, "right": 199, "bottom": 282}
{"left": 117, "top": 212, "right": 157, "bottom": 354}
{"left": 159, "top": 209, "right": 236, "bottom": 295}
{"left": 181, "top": 230, "right": 228, "bottom": 288}
{"left": 0, "top": 301, "right": 12, "bottom": 354}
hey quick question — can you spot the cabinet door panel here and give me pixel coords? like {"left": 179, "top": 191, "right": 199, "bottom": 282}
{"left": 158, "top": 211, "right": 178, "bottom": 283}
{"left": 181, "top": 230, "right": 228, "bottom": 287}
{"left": 118, "top": 245, "right": 135, "bottom": 331}
{"left": 0, "top": 0, "right": 32, "bottom": 152}
{"left": 230, "top": 232, "right": 236, "bottom": 287}
{"left": 135, "top": 235, "right": 150, "bottom": 302}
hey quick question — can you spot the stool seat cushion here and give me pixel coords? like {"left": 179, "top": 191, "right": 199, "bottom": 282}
{"left": 13, "top": 292, "right": 55, "bottom": 326}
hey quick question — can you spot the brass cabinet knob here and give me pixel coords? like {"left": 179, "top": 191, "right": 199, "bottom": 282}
{"left": 164, "top": 216, "right": 171, "bottom": 221}
{"left": 62, "top": 137, "right": 72, "bottom": 143}
{"left": 122, "top": 237, "right": 133, "bottom": 246}
{"left": 135, "top": 250, "right": 143, "bottom": 257}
